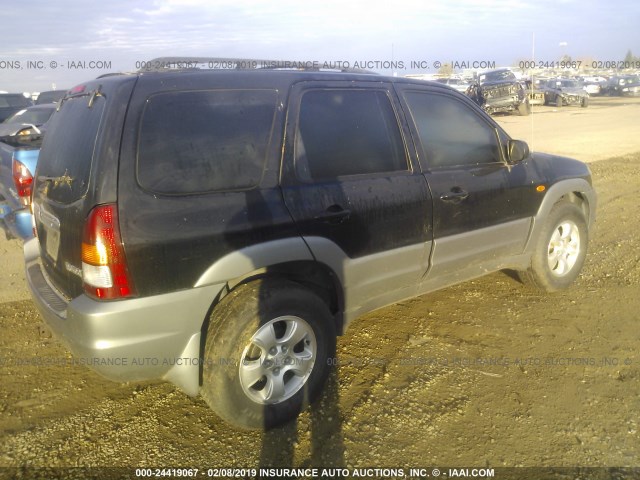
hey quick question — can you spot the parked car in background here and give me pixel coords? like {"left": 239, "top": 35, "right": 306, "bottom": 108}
{"left": 523, "top": 78, "right": 547, "bottom": 106}
{"left": 544, "top": 79, "right": 589, "bottom": 108}
{"left": 435, "top": 77, "right": 471, "bottom": 93}
{"left": 582, "top": 76, "right": 607, "bottom": 85}
{"left": 602, "top": 75, "right": 640, "bottom": 97}
{"left": 0, "top": 103, "right": 56, "bottom": 137}
{"left": 467, "top": 68, "right": 530, "bottom": 115}
{"left": 0, "top": 103, "right": 56, "bottom": 239}
{"left": 35, "top": 90, "right": 67, "bottom": 105}
{"left": 580, "top": 81, "right": 601, "bottom": 96}
{"left": 0, "top": 93, "right": 33, "bottom": 123}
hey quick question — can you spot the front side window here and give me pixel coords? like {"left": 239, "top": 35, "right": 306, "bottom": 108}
{"left": 295, "top": 89, "right": 407, "bottom": 181}
{"left": 137, "top": 89, "right": 277, "bottom": 194}
{"left": 403, "top": 92, "right": 502, "bottom": 168}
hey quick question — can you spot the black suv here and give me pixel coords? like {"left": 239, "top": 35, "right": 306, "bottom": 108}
{"left": 602, "top": 75, "right": 640, "bottom": 97}
{"left": 25, "top": 58, "right": 596, "bottom": 429}
{"left": 467, "top": 68, "right": 530, "bottom": 116}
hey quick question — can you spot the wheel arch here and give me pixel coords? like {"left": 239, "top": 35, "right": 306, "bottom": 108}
{"left": 524, "top": 178, "right": 596, "bottom": 255}
{"left": 222, "top": 260, "right": 344, "bottom": 329}
{"left": 195, "top": 239, "right": 346, "bottom": 387}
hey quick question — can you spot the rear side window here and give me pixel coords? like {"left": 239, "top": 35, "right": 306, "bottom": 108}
{"left": 295, "top": 89, "right": 407, "bottom": 181}
{"left": 37, "top": 95, "right": 105, "bottom": 203}
{"left": 137, "top": 89, "right": 277, "bottom": 194}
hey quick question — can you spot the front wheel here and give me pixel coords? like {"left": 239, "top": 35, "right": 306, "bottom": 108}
{"left": 581, "top": 96, "right": 589, "bottom": 108}
{"left": 201, "top": 279, "right": 336, "bottom": 430}
{"left": 519, "top": 202, "right": 588, "bottom": 292}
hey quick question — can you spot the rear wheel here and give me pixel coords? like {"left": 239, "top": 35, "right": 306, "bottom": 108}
{"left": 201, "top": 279, "right": 336, "bottom": 430}
{"left": 519, "top": 202, "right": 588, "bottom": 292}
{"left": 581, "top": 96, "right": 589, "bottom": 108}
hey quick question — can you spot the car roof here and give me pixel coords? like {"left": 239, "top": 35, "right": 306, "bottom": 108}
{"left": 95, "top": 56, "right": 474, "bottom": 88}
{"left": 86, "top": 65, "right": 463, "bottom": 96}
{"left": 23, "top": 103, "right": 57, "bottom": 110}
{"left": 481, "top": 68, "right": 512, "bottom": 74}
{"left": 0, "top": 93, "right": 30, "bottom": 99}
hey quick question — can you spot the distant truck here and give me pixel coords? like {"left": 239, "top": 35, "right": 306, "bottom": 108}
{"left": 466, "top": 68, "right": 530, "bottom": 116}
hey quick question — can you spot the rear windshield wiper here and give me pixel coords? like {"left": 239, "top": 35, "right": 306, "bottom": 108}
{"left": 57, "top": 85, "right": 104, "bottom": 110}
{"left": 38, "top": 171, "right": 74, "bottom": 191}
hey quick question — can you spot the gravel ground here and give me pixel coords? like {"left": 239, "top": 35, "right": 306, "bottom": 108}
{"left": 0, "top": 97, "right": 639, "bottom": 478}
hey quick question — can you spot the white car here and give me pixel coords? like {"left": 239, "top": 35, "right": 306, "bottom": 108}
{"left": 435, "top": 77, "right": 471, "bottom": 93}
{"left": 581, "top": 82, "right": 601, "bottom": 95}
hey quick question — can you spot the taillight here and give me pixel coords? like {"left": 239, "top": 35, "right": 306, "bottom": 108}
{"left": 12, "top": 158, "right": 33, "bottom": 206}
{"left": 81, "top": 204, "right": 135, "bottom": 300}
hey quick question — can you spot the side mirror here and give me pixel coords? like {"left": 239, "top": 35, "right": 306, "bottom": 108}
{"left": 507, "top": 139, "right": 529, "bottom": 164}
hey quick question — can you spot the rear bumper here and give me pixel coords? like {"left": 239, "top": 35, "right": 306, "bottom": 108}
{"left": 24, "top": 238, "right": 224, "bottom": 396}
{"left": 528, "top": 94, "right": 545, "bottom": 105}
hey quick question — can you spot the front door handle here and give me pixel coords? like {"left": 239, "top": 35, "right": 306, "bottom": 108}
{"left": 440, "top": 187, "right": 469, "bottom": 204}
{"left": 314, "top": 204, "right": 351, "bottom": 224}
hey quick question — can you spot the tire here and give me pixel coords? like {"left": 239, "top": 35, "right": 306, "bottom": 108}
{"left": 581, "top": 96, "right": 589, "bottom": 108}
{"left": 519, "top": 202, "right": 588, "bottom": 292}
{"left": 556, "top": 96, "right": 563, "bottom": 108}
{"left": 518, "top": 100, "right": 531, "bottom": 116}
{"left": 201, "top": 279, "right": 336, "bottom": 430}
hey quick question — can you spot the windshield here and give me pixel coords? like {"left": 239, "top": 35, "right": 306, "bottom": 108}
{"left": 559, "top": 80, "right": 579, "bottom": 88}
{"left": 480, "top": 70, "right": 516, "bottom": 83}
{"left": 3, "top": 107, "right": 54, "bottom": 125}
{"left": 37, "top": 94, "right": 105, "bottom": 203}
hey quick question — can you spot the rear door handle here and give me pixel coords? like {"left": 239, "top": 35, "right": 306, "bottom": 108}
{"left": 314, "top": 204, "right": 351, "bottom": 224}
{"left": 440, "top": 187, "right": 469, "bottom": 204}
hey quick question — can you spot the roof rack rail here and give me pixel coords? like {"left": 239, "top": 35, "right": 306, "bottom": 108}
{"left": 96, "top": 72, "right": 132, "bottom": 79}
{"left": 138, "top": 57, "right": 376, "bottom": 75}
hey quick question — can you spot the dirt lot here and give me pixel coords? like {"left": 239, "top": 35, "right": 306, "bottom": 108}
{"left": 0, "top": 97, "right": 639, "bottom": 476}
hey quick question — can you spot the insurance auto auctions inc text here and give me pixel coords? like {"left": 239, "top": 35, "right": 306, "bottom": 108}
{"left": 225, "top": 467, "right": 495, "bottom": 478}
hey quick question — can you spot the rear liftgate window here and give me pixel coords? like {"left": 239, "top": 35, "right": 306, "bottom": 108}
{"left": 36, "top": 95, "right": 105, "bottom": 203}
{"left": 137, "top": 90, "right": 278, "bottom": 194}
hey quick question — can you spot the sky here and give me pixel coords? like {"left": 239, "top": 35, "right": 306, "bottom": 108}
{"left": 0, "top": 0, "right": 639, "bottom": 93}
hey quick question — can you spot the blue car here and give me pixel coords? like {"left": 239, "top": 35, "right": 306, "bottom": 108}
{"left": 0, "top": 103, "right": 56, "bottom": 239}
